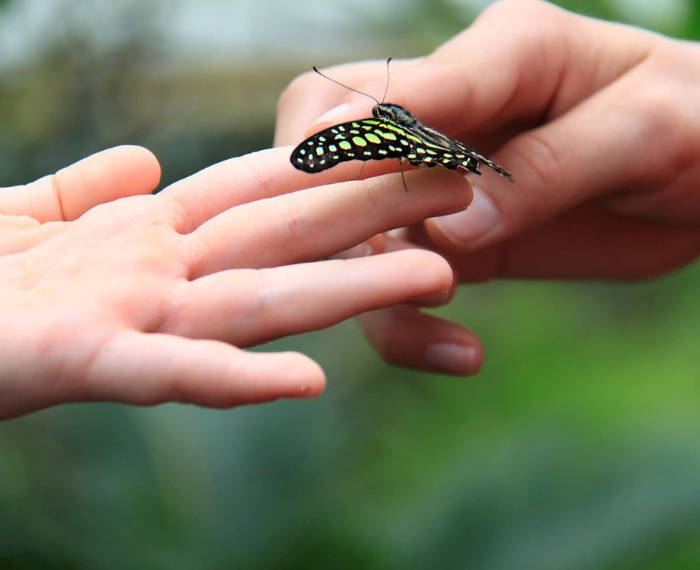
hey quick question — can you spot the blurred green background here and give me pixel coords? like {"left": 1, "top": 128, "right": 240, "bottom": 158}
{"left": 2, "top": 0, "right": 700, "bottom": 568}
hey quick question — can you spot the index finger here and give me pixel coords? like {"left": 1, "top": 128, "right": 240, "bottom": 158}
{"left": 160, "top": 146, "right": 382, "bottom": 233}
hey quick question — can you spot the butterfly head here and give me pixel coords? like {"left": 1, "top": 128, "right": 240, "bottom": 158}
{"left": 373, "top": 103, "right": 418, "bottom": 127}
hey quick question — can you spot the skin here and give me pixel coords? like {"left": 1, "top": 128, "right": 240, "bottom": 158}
{"left": 275, "top": 0, "right": 700, "bottom": 375}
{"left": 0, "top": 145, "right": 472, "bottom": 420}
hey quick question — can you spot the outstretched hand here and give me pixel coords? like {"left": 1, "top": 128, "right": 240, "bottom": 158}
{"left": 0, "top": 144, "right": 471, "bottom": 420}
{"left": 276, "top": 0, "right": 700, "bottom": 374}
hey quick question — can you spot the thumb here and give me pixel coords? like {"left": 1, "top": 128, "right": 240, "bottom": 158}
{"left": 0, "top": 145, "right": 160, "bottom": 222}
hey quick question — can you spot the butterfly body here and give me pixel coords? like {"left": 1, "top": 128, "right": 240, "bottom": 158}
{"left": 291, "top": 103, "right": 513, "bottom": 183}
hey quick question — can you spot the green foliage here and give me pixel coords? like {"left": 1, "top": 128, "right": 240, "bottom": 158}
{"left": 687, "top": 0, "right": 700, "bottom": 39}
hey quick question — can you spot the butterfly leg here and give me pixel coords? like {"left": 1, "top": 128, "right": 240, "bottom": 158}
{"left": 355, "top": 161, "right": 368, "bottom": 180}
{"left": 398, "top": 159, "right": 408, "bottom": 192}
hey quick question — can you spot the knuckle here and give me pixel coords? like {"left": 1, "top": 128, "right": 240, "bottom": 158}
{"left": 510, "top": 129, "right": 562, "bottom": 187}
{"left": 357, "top": 175, "right": 385, "bottom": 212}
{"left": 250, "top": 268, "right": 273, "bottom": 321}
{"left": 624, "top": 61, "right": 700, "bottom": 184}
{"left": 272, "top": 194, "right": 307, "bottom": 247}
{"left": 245, "top": 152, "right": 279, "bottom": 200}
{"left": 44, "top": 173, "right": 67, "bottom": 221}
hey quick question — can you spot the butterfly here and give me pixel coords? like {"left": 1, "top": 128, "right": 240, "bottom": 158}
{"left": 290, "top": 59, "right": 513, "bottom": 186}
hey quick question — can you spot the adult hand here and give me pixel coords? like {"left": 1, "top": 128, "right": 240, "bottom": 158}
{"left": 275, "top": 0, "right": 700, "bottom": 375}
{"left": 0, "top": 144, "right": 470, "bottom": 420}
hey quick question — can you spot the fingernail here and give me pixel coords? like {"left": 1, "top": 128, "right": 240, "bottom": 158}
{"left": 332, "top": 241, "right": 373, "bottom": 259}
{"left": 311, "top": 102, "right": 350, "bottom": 129}
{"left": 411, "top": 289, "right": 453, "bottom": 308}
{"left": 432, "top": 186, "right": 500, "bottom": 247}
{"left": 425, "top": 342, "right": 476, "bottom": 375}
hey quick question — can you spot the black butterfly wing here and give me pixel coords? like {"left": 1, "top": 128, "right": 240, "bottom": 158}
{"left": 290, "top": 119, "right": 410, "bottom": 173}
{"left": 409, "top": 123, "right": 512, "bottom": 181}
{"left": 452, "top": 138, "right": 513, "bottom": 182}
{"left": 290, "top": 115, "right": 514, "bottom": 182}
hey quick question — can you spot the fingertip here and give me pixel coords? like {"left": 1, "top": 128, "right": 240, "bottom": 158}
{"left": 56, "top": 145, "right": 161, "bottom": 221}
{"left": 409, "top": 272, "right": 457, "bottom": 307}
{"left": 217, "top": 349, "right": 327, "bottom": 404}
{"left": 116, "top": 145, "right": 162, "bottom": 189}
{"left": 94, "top": 145, "right": 162, "bottom": 196}
{"left": 276, "top": 351, "right": 327, "bottom": 399}
{"left": 305, "top": 102, "right": 351, "bottom": 136}
{"left": 359, "top": 306, "right": 483, "bottom": 376}
{"left": 397, "top": 248, "right": 455, "bottom": 294}
{"left": 424, "top": 339, "right": 484, "bottom": 376}
{"left": 302, "top": 97, "right": 380, "bottom": 140}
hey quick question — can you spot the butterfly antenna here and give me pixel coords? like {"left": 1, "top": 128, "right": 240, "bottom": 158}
{"left": 312, "top": 65, "right": 379, "bottom": 105}
{"left": 380, "top": 57, "right": 392, "bottom": 104}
